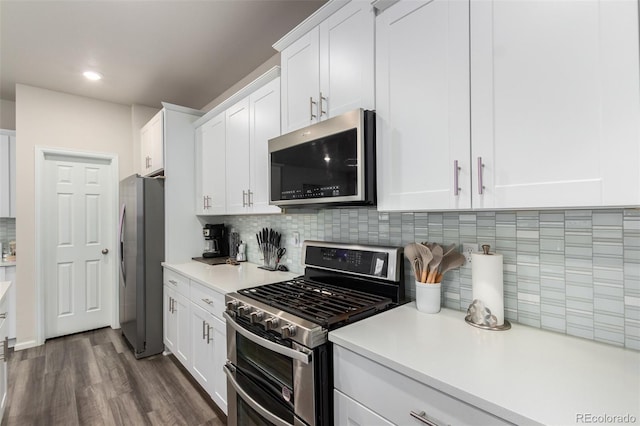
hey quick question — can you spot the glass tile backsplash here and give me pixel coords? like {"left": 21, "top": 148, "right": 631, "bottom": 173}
{"left": 218, "top": 208, "right": 640, "bottom": 350}
{"left": 0, "top": 218, "right": 16, "bottom": 250}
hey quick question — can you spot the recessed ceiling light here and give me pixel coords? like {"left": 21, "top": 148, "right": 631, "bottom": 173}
{"left": 83, "top": 71, "right": 103, "bottom": 81}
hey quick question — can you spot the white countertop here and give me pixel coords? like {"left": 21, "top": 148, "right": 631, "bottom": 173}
{"left": 0, "top": 281, "right": 10, "bottom": 303}
{"left": 329, "top": 304, "right": 640, "bottom": 426}
{"left": 0, "top": 261, "right": 16, "bottom": 267}
{"left": 162, "top": 261, "right": 298, "bottom": 294}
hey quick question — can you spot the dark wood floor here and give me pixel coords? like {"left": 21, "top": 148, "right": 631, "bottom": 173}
{"left": 2, "top": 327, "right": 226, "bottom": 426}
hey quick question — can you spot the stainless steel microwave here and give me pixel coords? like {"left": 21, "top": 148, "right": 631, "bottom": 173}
{"left": 268, "top": 109, "right": 376, "bottom": 207}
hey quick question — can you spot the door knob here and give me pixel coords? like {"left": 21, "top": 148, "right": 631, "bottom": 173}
{"left": 102, "top": 249, "right": 109, "bottom": 254}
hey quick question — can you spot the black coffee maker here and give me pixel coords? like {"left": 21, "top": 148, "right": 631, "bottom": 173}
{"left": 203, "top": 224, "right": 229, "bottom": 258}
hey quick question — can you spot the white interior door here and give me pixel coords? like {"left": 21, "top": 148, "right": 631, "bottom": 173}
{"left": 43, "top": 155, "right": 114, "bottom": 339}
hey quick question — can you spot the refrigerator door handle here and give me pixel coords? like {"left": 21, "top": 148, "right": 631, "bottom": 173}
{"left": 119, "top": 203, "right": 126, "bottom": 284}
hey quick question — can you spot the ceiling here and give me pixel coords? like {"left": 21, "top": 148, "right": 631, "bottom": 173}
{"left": 0, "top": 0, "right": 326, "bottom": 110}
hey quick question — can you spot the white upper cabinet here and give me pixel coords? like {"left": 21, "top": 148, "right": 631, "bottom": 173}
{"left": 0, "top": 132, "right": 16, "bottom": 218}
{"left": 376, "top": 0, "right": 471, "bottom": 211}
{"left": 140, "top": 110, "right": 164, "bottom": 176}
{"left": 281, "top": 29, "right": 321, "bottom": 133}
{"left": 470, "top": 0, "right": 640, "bottom": 209}
{"left": 195, "top": 112, "right": 226, "bottom": 215}
{"left": 249, "top": 78, "right": 282, "bottom": 214}
{"left": 278, "top": 0, "right": 374, "bottom": 133}
{"left": 376, "top": 0, "right": 640, "bottom": 211}
{"left": 225, "top": 98, "right": 251, "bottom": 215}
{"left": 193, "top": 68, "right": 282, "bottom": 216}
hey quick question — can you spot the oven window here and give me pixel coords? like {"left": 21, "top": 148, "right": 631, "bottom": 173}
{"left": 237, "top": 333, "right": 294, "bottom": 400}
{"left": 236, "top": 368, "right": 295, "bottom": 425}
{"left": 237, "top": 398, "right": 276, "bottom": 426}
{"left": 271, "top": 128, "right": 358, "bottom": 201}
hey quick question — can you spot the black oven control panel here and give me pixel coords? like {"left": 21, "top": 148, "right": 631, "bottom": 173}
{"left": 302, "top": 241, "right": 402, "bottom": 282}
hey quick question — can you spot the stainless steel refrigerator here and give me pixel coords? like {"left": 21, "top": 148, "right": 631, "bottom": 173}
{"left": 119, "top": 174, "right": 164, "bottom": 359}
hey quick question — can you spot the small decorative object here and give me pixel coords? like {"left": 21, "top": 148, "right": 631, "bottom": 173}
{"left": 465, "top": 244, "right": 511, "bottom": 330}
{"left": 405, "top": 242, "right": 465, "bottom": 314}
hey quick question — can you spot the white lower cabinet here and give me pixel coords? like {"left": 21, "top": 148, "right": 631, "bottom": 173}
{"left": 190, "top": 303, "right": 216, "bottom": 393}
{"left": 0, "top": 284, "right": 9, "bottom": 422}
{"left": 334, "top": 389, "right": 393, "bottom": 426}
{"left": 163, "top": 268, "right": 227, "bottom": 415}
{"left": 333, "top": 345, "right": 510, "bottom": 426}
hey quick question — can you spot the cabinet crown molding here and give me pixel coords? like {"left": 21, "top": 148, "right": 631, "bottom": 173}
{"left": 272, "top": 0, "right": 352, "bottom": 52}
{"left": 160, "top": 102, "right": 205, "bottom": 117}
{"left": 193, "top": 66, "right": 281, "bottom": 129}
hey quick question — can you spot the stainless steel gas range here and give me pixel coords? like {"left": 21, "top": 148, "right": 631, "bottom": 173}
{"left": 223, "top": 241, "right": 405, "bottom": 426}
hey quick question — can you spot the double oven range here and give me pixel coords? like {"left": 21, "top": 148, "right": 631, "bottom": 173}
{"left": 224, "top": 241, "right": 405, "bottom": 426}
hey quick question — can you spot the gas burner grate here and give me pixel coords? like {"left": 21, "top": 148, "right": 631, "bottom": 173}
{"left": 239, "top": 278, "right": 392, "bottom": 328}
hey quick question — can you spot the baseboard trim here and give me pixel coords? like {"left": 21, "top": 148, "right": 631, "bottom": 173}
{"left": 14, "top": 340, "right": 39, "bottom": 351}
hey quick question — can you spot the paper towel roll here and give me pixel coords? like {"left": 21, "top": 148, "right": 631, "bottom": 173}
{"left": 471, "top": 250, "right": 504, "bottom": 326}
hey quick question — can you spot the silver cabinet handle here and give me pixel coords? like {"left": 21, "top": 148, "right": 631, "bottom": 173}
{"left": 169, "top": 297, "right": 174, "bottom": 313}
{"left": 168, "top": 279, "right": 177, "bottom": 286}
{"left": 207, "top": 196, "right": 211, "bottom": 209}
{"left": 309, "top": 97, "right": 317, "bottom": 120}
{"left": 224, "top": 312, "right": 312, "bottom": 364}
{"left": 410, "top": 411, "right": 443, "bottom": 426}
{"left": 0, "top": 312, "right": 7, "bottom": 319}
{"left": 242, "top": 190, "right": 247, "bottom": 207}
{"left": 477, "top": 156, "right": 485, "bottom": 195}
{"left": 201, "top": 298, "right": 213, "bottom": 305}
{"left": 453, "top": 160, "right": 461, "bottom": 196}
{"left": 319, "top": 92, "right": 327, "bottom": 117}
{"left": 207, "top": 324, "right": 213, "bottom": 344}
{"left": 248, "top": 190, "right": 253, "bottom": 207}
{"left": 148, "top": 156, "right": 152, "bottom": 169}
{"left": 172, "top": 298, "right": 177, "bottom": 313}
{"left": 202, "top": 320, "right": 206, "bottom": 340}
{"left": 203, "top": 195, "right": 207, "bottom": 210}
{"left": 224, "top": 364, "right": 295, "bottom": 426}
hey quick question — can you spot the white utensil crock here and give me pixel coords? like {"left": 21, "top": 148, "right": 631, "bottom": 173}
{"left": 415, "top": 281, "right": 441, "bottom": 314}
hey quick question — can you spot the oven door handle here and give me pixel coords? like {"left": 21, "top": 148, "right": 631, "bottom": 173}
{"left": 224, "top": 312, "right": 312, "bottom": 364}
{"left": 225, "top": 364, "right": 296, "bottom": 426}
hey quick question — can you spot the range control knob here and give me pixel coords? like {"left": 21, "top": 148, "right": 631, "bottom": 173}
{"left": 281, "top": 324, "right": 297, "bottom": 338}
{"left": 249, "top": 311, "right": 264, "bottom": 324}
{"left": 237, "top": 304, "right": 252, "bottom": 316}
{"left": 226, "top": 300, "right": 238, "bottom": 312}
{"left": 265, "top": 317, "right": 279, "bottom": 331}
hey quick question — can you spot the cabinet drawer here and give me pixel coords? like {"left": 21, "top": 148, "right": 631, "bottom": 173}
{"left": 190, "top": 280, "right": 224, "bottom": 319}
{"left": 333, "top": 346, "right": 512, "bottom": 426}
{"left": 164, "top": 269, "right": 189, "bottom": 297}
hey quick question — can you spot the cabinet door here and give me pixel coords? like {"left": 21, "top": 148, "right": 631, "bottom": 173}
{"left": 471, "top": 0, "right": 640, "bottom": 209}
{"left": 163, "top": 285, "right": 177, "bottom": 353}
{"left": 174, "top": 292, "right": 191, "bottom": 366}
{"left": 281, "top": 27, "right": 321, "bottom": 133}
{"left": 225, "top": 98, "right": 251, "bottom": 215}
{"left": 211, "top": 316, "right": 227, "bottom": 414}
{"left": 195, "top": 113, "right": 226, "bottom": 215}
{"left": 140, "top": 110, "right": 164, "bottom": 176}
{"left": 334, "top": 390, "right": 394, "bottom": 426}
{"left": 319, "top": 0, "right": 375, "bottom": 119}
{"left": 190, "top": 304, "right": 215, "bottom": 394}
{"left": 0, "top": 304, "right": 7, "bottom": 421}
{"left": 0, "top": 135, "right": 9, "bottom": 218}
{"left": 376, "top": 0, "right": 471, "bottom": 211}
{"left": 4, "top": 267, "right": 14, "bottom": 340}
{"left": 8, "top": 135, "right": 15, "bottom": 218}
{"left": 249, "top": 78, "right": 281, "bottom": 214}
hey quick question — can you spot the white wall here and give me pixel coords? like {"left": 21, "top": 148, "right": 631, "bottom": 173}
{"left": 131, "top": 104, "right": 160, "bottom": 175}
{"left": 200, "top": 53, "right": 280, "bottom": 112}
{"left": 0, "top": 99, "right": 16, "bottom": 130}
{"left": 15, "top": 84, "right": 134, "bottom": 348}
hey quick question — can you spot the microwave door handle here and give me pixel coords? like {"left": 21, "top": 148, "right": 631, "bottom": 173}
{"left": 225, "top": 365, "right": 296, "bottom": 426}
{"left": 223, "top": 312, "right": 312, "bottom": 364}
